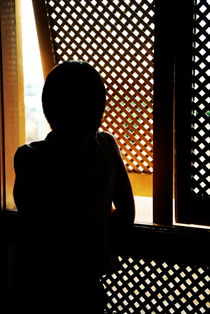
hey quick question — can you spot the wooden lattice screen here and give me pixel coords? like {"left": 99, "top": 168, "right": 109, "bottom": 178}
{"left": 44, "top": 0, "right": 154, "bottom": 173}
{"left": 101, "top": 256, "right": 210, "bottom": 313}
{"left": 191, "top": 0, "right": 210, "bottom": 198}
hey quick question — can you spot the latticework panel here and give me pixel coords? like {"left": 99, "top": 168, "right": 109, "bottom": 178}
{"left": 191, "top": 0, "right": 210, "bottom": 197}
{"left": 45, "top": 0, "right": 154, "bottom": 173}
{"left": 101, "top": 256, "right": 210, "bottom": 313}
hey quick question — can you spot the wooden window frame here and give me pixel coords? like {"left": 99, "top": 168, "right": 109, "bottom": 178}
{"left": 33, "top": 0, "right": 154, "bottom": 200}
{"left": 154, "top": 0, "right": 210, "bottom": 226}
{"left": 32, "top": 0, "right": 174, "bottom": 225}
{"left": 1, "top": 0, "right": 209, "bottom": 227}
{"left": 153, "top": 0, "right": 174, "bottom": 225}
{"left": 0, "top": 0, "right": 25, "bottom": 211}
{"left": 2, "top": 0, "right": 210, "bottom": 307}
{"left": 174, "top": 0, "right": 210, "bottom": 226}
{"left": 29, "top": 0, "right": 210, "bottom": 227}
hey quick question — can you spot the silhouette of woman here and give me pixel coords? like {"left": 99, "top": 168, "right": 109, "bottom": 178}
{"left": 12, "top": 61, "right": 135, "bottom": 313}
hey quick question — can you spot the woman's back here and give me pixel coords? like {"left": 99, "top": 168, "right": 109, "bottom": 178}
{"left": 14, "top": 131, "right": 128, "bottom": 281}
{"left": 12, "top": 61, "right": 135, "bottom": 312}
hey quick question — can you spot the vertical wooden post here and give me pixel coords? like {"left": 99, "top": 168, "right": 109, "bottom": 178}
{"left": 32, "top": 0, "right": 55, "bottom": 79}
{"left": 153, "top": 0, "right": 174, "bottom": 225}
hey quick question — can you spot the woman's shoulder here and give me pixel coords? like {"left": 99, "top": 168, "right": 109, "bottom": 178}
{"left": 97, "top": 131, "right": 118, "bottom": 146}
{"left": 14, "top": 140, "right": 48, "bottom": 166}
{"left": 15, "top": 139, "right": 49, "bottom": 154}
{"left": 96, "top": 132, "right": 121, "bottom": 160}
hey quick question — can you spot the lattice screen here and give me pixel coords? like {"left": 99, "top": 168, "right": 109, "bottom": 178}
{"left": 191, "top": 0, "right": 210, "bottom": 197}
{"left": 45, "top": 0, "right": 154, "bottom": 173}
{"left": 101, "top": 256, "right": 210, "bottom": 313}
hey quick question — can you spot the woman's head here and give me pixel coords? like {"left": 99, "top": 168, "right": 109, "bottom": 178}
{"left": 42, "top": 60, "right": 106, "bottom": 132}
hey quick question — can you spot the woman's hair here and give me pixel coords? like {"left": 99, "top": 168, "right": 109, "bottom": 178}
{"left": 42, "top": 60, "right": 106, "bottom": 132}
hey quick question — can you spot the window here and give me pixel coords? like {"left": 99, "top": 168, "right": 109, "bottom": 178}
{"left": 40, "top": 0, "right": 155, "bottom": 223}
{"left": 21, "top": 0, "right": 50, "bottom": 143}
{"left": 0, "top": 0, "right": 49, "bottom": 210}
{"left": 3, "top": 1, "right": 210, "bottom": 312}
{"left": 46, "top": 0, "right": 154, "bottom": 173}
{"left": 0, "top": 0, "right": 25, "bottom": 210}
{"left": 175, "top": 0, "right": 210, "bottom": 226}
{"left": 190, "top": 0, "right": 210, "bottom": 217}
{"left": 1, "top": 0, "right": 209, "bottom": 228}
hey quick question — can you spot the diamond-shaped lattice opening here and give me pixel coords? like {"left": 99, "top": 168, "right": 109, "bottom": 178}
{"left": 191, "top": 0, "right": 210, "bottom": 197}
{"left": 45, "top": 0, "right": 154, "bottom": 173}
{"left": 101, "top": 257, "right": 210, "bottom": 313}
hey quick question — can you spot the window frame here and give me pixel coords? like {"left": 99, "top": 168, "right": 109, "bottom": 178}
{"left": 0, "top": 0, "right": 25, "bottom": 211}
{"left": 175, "top": 0, "right": 210, "bottom": 226}
{"left": 32, "top": 0, "right": 154, "bottom": 215}
{"left": 32, "top": 0, "right": 175, "bottom": 226}
{"left": 153, "top": 0, "right": 174, "bottom": 225}
{"left": 1, "top": 0, "right": 209, "bottom": 227}
{"left": 0, "top": 26, "right": 6, "bottom": 210}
